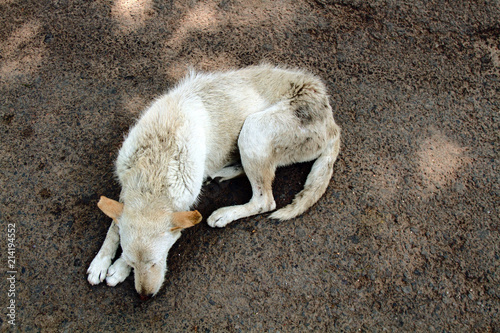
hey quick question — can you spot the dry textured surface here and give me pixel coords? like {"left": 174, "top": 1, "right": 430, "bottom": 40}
{"left": 1, "top": 0, "right": 499, "bottom": 331}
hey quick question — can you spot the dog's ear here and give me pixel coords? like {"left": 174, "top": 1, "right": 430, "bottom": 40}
{"left": 171, "top": 210, "right": 202, "bottom": 231}
{"left": 97, "top": 196, "right": 124, "bottom": 223}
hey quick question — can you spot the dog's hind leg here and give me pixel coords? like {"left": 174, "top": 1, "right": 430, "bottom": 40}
{"left": 207, "top": 161, "right": 276, "bottom": 228}
{"left": 207, "top": 107, "right": 288, "bottom": 228}
{"left": 207, "top": 93, "right": 338, "bottom": 227}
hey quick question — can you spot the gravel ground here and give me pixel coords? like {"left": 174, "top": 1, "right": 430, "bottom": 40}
{"left": 1, "top": 0, "right": 499, "bottom": 331}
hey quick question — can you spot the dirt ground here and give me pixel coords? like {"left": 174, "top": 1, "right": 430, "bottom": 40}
{"left": 1, "top": 0, "right": 499, "bottom": 331}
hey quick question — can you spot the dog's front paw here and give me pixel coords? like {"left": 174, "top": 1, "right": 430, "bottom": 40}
{"left": 87, "top": 255, "right": 112, "bottom": 285}
{"left": 207, "top": 207, "right": 237, "bottom": 228}
{"left": 106, "top": 258, "right": 131, "bottom": 287}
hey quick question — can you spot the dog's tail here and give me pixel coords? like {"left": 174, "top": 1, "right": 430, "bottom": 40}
{"left": 269, "top": 124, "right": 341, "bottom": 221}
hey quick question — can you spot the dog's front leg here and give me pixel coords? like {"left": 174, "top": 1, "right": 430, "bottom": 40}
{"left": 105, "top": 255, "right": 131, "bottom": 286}
{"left": 87, "top": 222, "right": 120, "bottom": 285}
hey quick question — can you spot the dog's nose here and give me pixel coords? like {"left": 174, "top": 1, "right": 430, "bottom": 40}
{"left": 139, "top": 293, "right": 153, "bottom": 301}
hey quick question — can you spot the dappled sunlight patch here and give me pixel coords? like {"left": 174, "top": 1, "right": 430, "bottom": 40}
{"left": 163, "top": 0, "right": 298, "bottom": 64}
{"left": 111, "top": 0, "right": 154, "bottom": 34}
{"left": 0, "top": 21, "right": 45, "bottom": 85}
{"left": 181, "top": 2, "right": 218, "bottom": 32}
{"left": 166, "top": 2, "right": 219, "bottom": 49}
{"left": 417, "top": 130, "right": 471, "bottom": 198}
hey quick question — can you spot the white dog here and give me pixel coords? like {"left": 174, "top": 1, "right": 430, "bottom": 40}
{"left": 87, "top": 64, "right": 341, "bottom": 298}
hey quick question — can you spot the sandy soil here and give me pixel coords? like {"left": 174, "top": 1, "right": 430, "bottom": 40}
{"left": 1, "top": 0, "right": 499, "bottom": 331}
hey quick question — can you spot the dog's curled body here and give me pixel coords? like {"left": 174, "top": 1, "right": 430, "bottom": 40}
{"left": 87, "top": 64, "right": 340, "bottom": 297}
{"left": 120, "top": 65, "right": 339, "bottom": 212}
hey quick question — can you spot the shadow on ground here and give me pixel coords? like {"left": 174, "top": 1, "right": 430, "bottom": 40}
{"left": 1, "top": 0, "right": 499, "bottom": 331}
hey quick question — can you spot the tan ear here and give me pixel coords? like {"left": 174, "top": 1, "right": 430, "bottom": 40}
{"left": 97, "top": 196, "right": 124, "bottom": 222}
{"left": 171, "top": 210, "right": 202, "bottom": 231}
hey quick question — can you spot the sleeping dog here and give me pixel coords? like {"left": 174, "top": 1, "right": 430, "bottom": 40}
{"left": 87, "top": 65, "right": 341, "bottom": 298}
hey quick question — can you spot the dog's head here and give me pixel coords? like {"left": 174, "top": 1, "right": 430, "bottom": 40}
{"left": 97, "top": 196, "right": 202, "bottom": 299}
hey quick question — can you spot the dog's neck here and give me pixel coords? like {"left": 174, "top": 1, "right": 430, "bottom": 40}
{"left": 116, "top": 91, "right": 208, "bottom": 213}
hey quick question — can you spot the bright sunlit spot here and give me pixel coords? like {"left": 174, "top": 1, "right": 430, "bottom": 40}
{"left": 417, "top": 130, "right": 471, "bottom": 197}
{"left": 0, "top": 21, "right": 45, "bottom": 85}
{"left": 111, "top": 0, "right": 153, "bottom": 34}
{"left": 167, "top": 3, "right": 218, "bottom": 48}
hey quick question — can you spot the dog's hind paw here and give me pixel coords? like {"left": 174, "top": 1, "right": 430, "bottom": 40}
{"left": 207, "top": 207, "right": 237, "bottom": 228}
{"left": 208, "top": 200, "right": 276, "bottom": 228}
{"left": 87, "top": 255, "right": 112, "bottom": 285}
{"left": 106, "top": 257, "right": 131, "bottom": 287}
